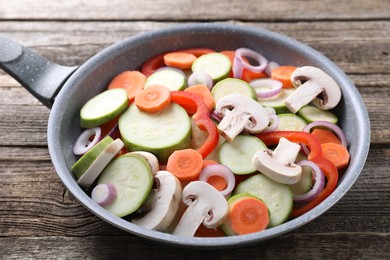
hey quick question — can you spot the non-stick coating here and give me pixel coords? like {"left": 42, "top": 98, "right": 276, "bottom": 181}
{"left": 48, "top": 23, "right": 370, "bottom": 248}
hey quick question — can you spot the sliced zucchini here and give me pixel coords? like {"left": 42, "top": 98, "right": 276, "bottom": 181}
{"left": 192, "top": 53, "right": 231, "bottom": 82}
{"left": 234, "top": 174, "right": 293, "bottom": 227}
{"left": 211, "top": 78, "right": 257, "bottom": 104}
{"left": 277, "top": 113, "right": 308, "bottom": 131}
{"left": 97, "top": 153, "right": 153, "bottom": 217}
{"left": 71, "top": 136, "right": 114, "bottom": 180}
{"left": 144, "top": 67, "right": 186, "bottom": 91}
{"left": 219, "top": 135, "right": 266, "bottom": 175}
{"left": 80, "top": 88, "right": 128, "bottom": 128}
{"left": 258, "top": 88, "right": 294, "bottom": 114}
{"left": 119, "top": 103, "right": 191, "bottom": 163}
{"left": 298, "top": 105, "right": 338, "bottom": 124}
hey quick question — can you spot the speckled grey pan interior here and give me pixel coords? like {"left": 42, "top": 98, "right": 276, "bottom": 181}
{"left": 3, "top": 23, "right": 371, "bottom": 248}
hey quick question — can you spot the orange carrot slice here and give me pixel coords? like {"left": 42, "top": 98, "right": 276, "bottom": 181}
{"left": 166, "top": 149, "right": 203, "bottom": 181}
{"left": 184, "top": 84, "right": 215, "bottom": 111}
{"left": 134, "top": 84, "right": 172, "bottom": 113}
{"left": 229, "top": 196, "right": 269, "bottom": 235}
{"left": 312, "top": 128, "right": 342, "bottom": 145}
{"left": 163, "top": 52, "right": 197, "bottom": 70}
{"left": 108, "top": 71, "right": 146, "bottom": 102}
{"left": 321, "top": 143, "right": 350, "bottom": 169}
{"left": 271, "top": 65, "right": 297, "bottom": 88}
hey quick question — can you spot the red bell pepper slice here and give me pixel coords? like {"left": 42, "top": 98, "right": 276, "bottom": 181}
{"left": 256, "top": 131, "right": 339, "bottom": 218}
{"left": 171, "top": 91, "right": 219, "bottom": 159}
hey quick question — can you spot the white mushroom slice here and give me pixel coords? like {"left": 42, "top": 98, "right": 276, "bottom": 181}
{"left": 173, "top": 181, "right": 228, "bottom": 237}
{"left": 215, "top": 94, "right": 269, "bottom": 142}
{"left": 284, "top": 66, "right": 342, "bottom": 113}
{"left": 129, "top": 151, "right": 159, "bottom": 176}
{"left": 132, "top": 171, "right": 181, "bottom": 231}
{"left": 252, "top": 137, "right": 302, "bottom": 184}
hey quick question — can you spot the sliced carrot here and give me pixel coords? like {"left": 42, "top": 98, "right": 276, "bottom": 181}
{"left": 271, "top": 65, "right": 297, "bottom": 88}
{"left": 220, "top": 50, "right": 267, "bottom": 81}
{"left": 108, "top": 71, "right": 146, "bottom": 102}
{"left": 179, "top": 48, "right": 215, "bottom": 57}
{"left": 134, "top": 84, "right": 172, "bottom": 113}
{"left": 311, "top": 128, "right": 342, "bottom": 145}
{"left": 166, "top": 149, "right": 204, "bottom": 181}
{"left": 241, "top": 69, "right": 267, "bottom": 82}
{"left": 194, "top": 225, "right": 226, "bottom": 237}
{"left": 141, "top": 53, "right": 166, "bottom": 77}
{"left": 229, "top": 197, "right": 269, "bottom": 235}
{"left": 202, "top": 160, "right": 218, "bottom": 168}
{"left": 184, "top": 84, "right": 215, "bottom": 111}
{"left": 321, "top": 143, "right": 350, "bottom": 169}
{"left": 163, "top": 52, "right": 197, "bottom": 70}
{"left": 208, "top": 175, "right": 227, "bottom": 191}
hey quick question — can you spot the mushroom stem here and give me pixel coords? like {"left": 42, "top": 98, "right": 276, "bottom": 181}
{"left": 173, "top": 199, "right": 210, "bottom": 237}
{"left": 284, "top": 81, "right": 323, "bottom": 113}
{"left": 172, "top": 181, "right": 228, "bottom": 237}
{"left": 217, "top": 108, "right": 251, "bottom": 142}
{"left": 284, "top": 66, "right": 341, "bottom": 113}
{"left": 252, "top": 137, "right": 302, "bottom": 184}
{"left": 272, "top": 137, "right": 301, "bottom": 165}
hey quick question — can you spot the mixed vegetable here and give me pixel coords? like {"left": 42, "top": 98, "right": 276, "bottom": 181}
{"left": 71, "top": 47, "right": 350, "bottom": 237}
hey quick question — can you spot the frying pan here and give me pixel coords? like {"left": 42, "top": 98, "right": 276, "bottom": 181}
{"left": 0, "top": 23, "right": 370, "bottom": 248}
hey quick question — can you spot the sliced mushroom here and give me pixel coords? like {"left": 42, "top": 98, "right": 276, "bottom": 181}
{"left": 284, "top": 66, "right": 342, "bottom": 113}
{"left": 129, "top": 151, "right": 159, "bottom": 175}
{"left": 252, "top": 137, "right": 302, "bottom": 184}
{"left": 215, "top": 94, "right": 269, "bottom": 142}
{"left": 131, "top": 170, "right": 182, "bottom": 231}
{"left": 173, "top": 181, "right": 228, "bottom": 237}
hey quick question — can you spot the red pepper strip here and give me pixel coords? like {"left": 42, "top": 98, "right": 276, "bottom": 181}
{"left": 256, "top": 131, "right": 338, "bottom": 218}
{"left": 171, "top": 91, "right": 219, "bottom": 159}
{"left": 141, "top": 53, "right": 166, "bottom": 77}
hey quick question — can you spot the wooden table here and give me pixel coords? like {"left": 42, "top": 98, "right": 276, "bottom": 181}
{"left": 1, "top": 1, "right": 389, "bottom": 259}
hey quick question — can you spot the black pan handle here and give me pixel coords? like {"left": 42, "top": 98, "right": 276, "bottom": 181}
{"left": 0, "top": 34, "right": 77, "bottom": 108}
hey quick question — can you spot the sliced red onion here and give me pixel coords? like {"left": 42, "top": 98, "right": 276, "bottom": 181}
{"left": 264, "top": 106, "right": 276, "bottom": 115}
{"left": 262, "top": 114, "right": 279, "bottom": 133}
{"left": 73, "top": 127, "right": 102, "bottom": 155}
{"left": 264, "top": 61, "right": 280, "bottom": 77}
{"left": 210, "top": 110, "right": 222, "bottom": 122}
{"left": 188, "top": 71, "right": 214, "bottom": 89}
{"left": 233, "top": 48, "right": 268, "bottom": 78}
{"left": 199, "top": 164, "right": 235, "bottom": 196}
{"left": 91, "top": 183, "right": 117, "bottom": 206}
{"left": 250, "top": 78, "right": 283, "bottom": 99}
{"left": 293, "top": 160, "right": 325, "bottom": 203}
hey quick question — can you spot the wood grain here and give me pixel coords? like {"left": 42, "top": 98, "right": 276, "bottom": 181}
{"left": 1, "top": 0, "right": 389, "bottom": 21}
{"left": 0, "top": 1, "right": 389, "bottom": 259}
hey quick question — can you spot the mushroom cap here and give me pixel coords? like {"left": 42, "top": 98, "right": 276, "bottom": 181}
{"left": 252, "top": 149, "right": 302, "bottom": 184}
{"left": 182, "top": 181, "right": 228, "bottom": 228}
{"left": 215, "top": 94, "right": 269, "bottom": 133}
{"left": 131, "top": 170, "right": 182, "bottom": 231}
{"left": 291, "top": 66, "right": 342, "bottom": 110}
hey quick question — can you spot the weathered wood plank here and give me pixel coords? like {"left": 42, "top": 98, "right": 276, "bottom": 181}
{"left": 0, "top": 233, "right": 388, "bottom": 259}
{"left": 0, "top": 0, "right": 389, "bottom": 21}
{"left": 0, "top": 146, "right": 388, "bottom": 237}
{"left": 0, "top": 21, "right": 389, "bottom": 74}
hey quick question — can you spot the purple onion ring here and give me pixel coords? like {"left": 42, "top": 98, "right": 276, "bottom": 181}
{"left": 199, "top": 164, "right": 236, "bottom": 196}
{"left": 73, "top": 127, "right": 102, "bottom": 155}
{"left": 233, "top": 48, "right": 268, "bottom": 78}
{"left": 293, "top": 160, "right": 325, "bottom": 203}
